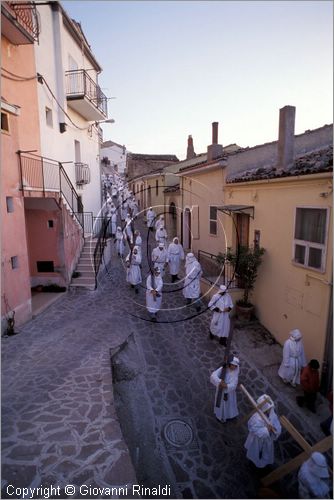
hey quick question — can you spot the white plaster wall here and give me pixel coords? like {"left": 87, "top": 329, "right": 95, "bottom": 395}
{"left": 100, "top": 144, "right": 128, "bottom": 174}
{"left": 35, "top": 4, "right": 102, "bottom": 216}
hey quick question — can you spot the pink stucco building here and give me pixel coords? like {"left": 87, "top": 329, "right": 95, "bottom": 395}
{"left": 1, "top": 2, "right": 84, "bottom": 330}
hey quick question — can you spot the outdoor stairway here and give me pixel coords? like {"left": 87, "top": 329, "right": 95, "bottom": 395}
{"left": 70, "top": 238, "right": 97, "bottom": 291}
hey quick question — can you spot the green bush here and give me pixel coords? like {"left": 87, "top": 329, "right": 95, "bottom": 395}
{"left": 217, "top": 246, "right": 265, "bottom": 306}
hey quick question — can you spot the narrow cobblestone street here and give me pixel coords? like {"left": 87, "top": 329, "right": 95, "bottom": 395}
{"left": 1, "top": 214, "right": 332, "bottom": 499}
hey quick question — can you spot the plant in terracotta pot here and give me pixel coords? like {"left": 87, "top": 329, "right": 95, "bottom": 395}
{"left": 217, "top": 245, "right": 265, "bottom": 321}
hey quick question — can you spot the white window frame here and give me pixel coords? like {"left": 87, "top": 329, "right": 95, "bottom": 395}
{"left": 292, "top": 206, "right": 329, "bottom": 273}
{"left": 209, "top": 205, "right": 218, "bottom": 236}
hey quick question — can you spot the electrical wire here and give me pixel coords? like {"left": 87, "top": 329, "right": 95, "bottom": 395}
{"left": 38, "top": 74, "right": 88, "bottom": 131}
{"left": 1, "top": 73, "right": 37, "bottom": 82}
{"left": 1, "top": 68, "right": 98, "bottom": 133}
{"left": 2, "top": 68, "right": 37, "bottom": 80}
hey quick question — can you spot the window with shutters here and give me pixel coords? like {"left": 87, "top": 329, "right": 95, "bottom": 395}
{"left": 293, "top": 207, "right": 329, "bottom": 272}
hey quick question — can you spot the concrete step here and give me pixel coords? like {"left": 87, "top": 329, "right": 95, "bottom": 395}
{"left": 78, "top": 257, "right": 93, "bottom": 263}
{"left": 74, "top": 270, "right": 95, "bottom": 278}
{"left": 81, "top": 251, "right": 94, "bottom": 257}
{"left": 76, "top": 263, "right": 95, "bottom": 271}
{"left": 70, "top": 282, "right": 95, "bottom": 291}
{"left": 71, "top": 276, "right": 95, "bottom": 287}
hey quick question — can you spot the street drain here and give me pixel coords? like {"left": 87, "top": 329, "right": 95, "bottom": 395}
{"left": 163, "top": 419, "right": 194, "bottom": 448}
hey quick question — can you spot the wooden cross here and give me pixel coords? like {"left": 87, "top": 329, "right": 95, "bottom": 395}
{"left": 239, "top": 384, "right": 274, "bottom": 429}
{"left": 238, "top": 384, "right": 332, "bottom": 487}
{"left": 261, "top": 415, "right": 332, "bottom": 487}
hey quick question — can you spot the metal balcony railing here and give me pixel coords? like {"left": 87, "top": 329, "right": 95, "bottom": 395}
{"left": 18, "top": 152, "right": 83, "bottom": 222}
{"left": 2, "top": 2, "right": 40, "bottom": 43}
{"left": 65, "top": 70, "right": 108, "bottom": 117}
{"left": 197, "top": 249, "right": 239, "bottom": 289}
{"left": 75, "top": 162, "right": 91, "bottom": 186}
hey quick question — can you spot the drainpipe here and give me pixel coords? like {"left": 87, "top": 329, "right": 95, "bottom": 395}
{"left": 51, "top": 3, "right": 66, "bottom": 133}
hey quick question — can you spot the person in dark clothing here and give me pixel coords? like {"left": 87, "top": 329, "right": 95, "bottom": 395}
{"left": 320, "top": 390, "right": 333, "bottom": 436}
{"left": 296, "top": 359, "right": 320, "bottom": 413}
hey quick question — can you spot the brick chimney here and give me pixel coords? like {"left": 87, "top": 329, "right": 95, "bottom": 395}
{"left": 186, "top": 135, "right": 196, "bottom": 160}
{"left": 207, "top": 122, "right": 223, "bottom": 162}
{"left": 277, "top": 105, "right": 296, "bottom": 169}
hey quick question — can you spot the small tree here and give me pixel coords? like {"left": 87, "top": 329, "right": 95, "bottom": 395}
{"left": 217, "top": 245, "right": 265, "bottom": 306}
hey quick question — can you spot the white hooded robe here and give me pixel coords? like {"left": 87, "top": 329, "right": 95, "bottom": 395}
{"left": 167, "top": 241, "right": 185, "bottom": 276}
{"left": 208, "top": 292, "right": 233, "bottom": 338}
{"left": 146, "top": 274, "right": 163, "bottom": 314}
{"left": 210, "top": 366, "right": 239, "bottom": 422}
{"left": 244, "top": 409, "right": 281, "bottom": 468}
{"left": 278, "top": 333, "right": 307, "bottom": 385}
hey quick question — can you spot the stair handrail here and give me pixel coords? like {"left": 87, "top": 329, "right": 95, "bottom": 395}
{"left": 93, "top": 213, "right": 110, "bottom": 289}
{"left": 17, "top": 151, "right": 85, "bottom": 233}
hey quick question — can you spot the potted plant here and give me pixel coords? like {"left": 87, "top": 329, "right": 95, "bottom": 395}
{"left": 217, "top": 245, "right": 265, "bottom": 321}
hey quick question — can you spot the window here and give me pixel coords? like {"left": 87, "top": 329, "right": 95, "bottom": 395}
{"left": 1, "top": 112, "right": 9, "bottom": 132}
{"left": 254, "top": 230, "right": 261, "bottom": 249}
{"left": 45, "top": 107, "right": 53, "bottom": 127}
{"left": 37, "top": 261, "right": 54, "bottom": 272}
{"left": 11, "top": 256, "right": 19, "bottom": 269}
{"left": 209, "top": 206, "right": 217, "bottom": 235}
{"left": 293, "top": 207, "right": 328, "bottom": 271}
{"left": 6, "top": 197, "right": 14, "bottom": 213}
{"left": 156, "top": 180, "right": 159, "bottom": 196}
{"left": 48, "top": 220, "right": 54, "bottom": 228}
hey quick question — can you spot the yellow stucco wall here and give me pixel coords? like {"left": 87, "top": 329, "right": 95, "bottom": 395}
{"left": 224, "top": 173, "right": 332, "bottom": 366}
{"left": 180, "top": 168, "right": 228, "bottom": 255}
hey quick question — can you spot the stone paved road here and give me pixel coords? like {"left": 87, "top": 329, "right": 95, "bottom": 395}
{"left": 2, "top": 214, "right": 332, "bottom": 499}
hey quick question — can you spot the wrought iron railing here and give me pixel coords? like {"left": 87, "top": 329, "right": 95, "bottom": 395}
{"left": 2, "top": 1, "right": 40, "bottom": 42}
{"left": 65, "top": 69, "right": 108, "bottom": 117}
{"left": 75, "top": 162, "right": 90, "bottom": 186}
{"left": 198, "top": 249, "right": 239, "bottom": 289}
{"left": 18, "top": 152, "right": 83, "bottom": 227}
{"left": 93, "top": 215, "right": 110, "bottom": 289}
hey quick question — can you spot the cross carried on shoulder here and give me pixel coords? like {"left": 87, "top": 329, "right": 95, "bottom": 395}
{"left": 237, "top": 384, "right": 332, "bottom": 486}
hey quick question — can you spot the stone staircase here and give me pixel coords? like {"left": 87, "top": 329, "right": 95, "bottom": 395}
{"left": 70, "top": 238, "right": 97, "bottom": 291}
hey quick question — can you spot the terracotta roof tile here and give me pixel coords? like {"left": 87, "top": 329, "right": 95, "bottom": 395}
{"left": 227, "top": 146, "right": 333, "bottom": 184}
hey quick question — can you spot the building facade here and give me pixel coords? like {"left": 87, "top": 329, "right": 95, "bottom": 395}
{"left": 176, "top": 109, "right": 333, "bottom": 387}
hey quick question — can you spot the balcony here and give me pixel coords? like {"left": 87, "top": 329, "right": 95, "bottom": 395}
{"left": 1, "top": 1, "right": 39, "bottom": 44}
{"left": 65, "top": 70, "right": 108, "bottom": 121}
{"left": 75, "top": 162, "right": 91, "bottom": 186}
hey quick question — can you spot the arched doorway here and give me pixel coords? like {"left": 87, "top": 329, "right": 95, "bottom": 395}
{"left": 169, "top": 202, "right": 177, "bottom": 237}
{"left": 183, "top": 207, "right": 191, "bottom": 250}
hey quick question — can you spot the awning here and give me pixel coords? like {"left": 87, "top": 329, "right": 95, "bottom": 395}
{"left": 217, "top": 205, "right": 254, "bottom": 219}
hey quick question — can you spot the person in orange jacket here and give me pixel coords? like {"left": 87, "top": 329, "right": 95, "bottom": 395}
{"left": 296, "top": 359, "right": 320, "bottom": 413}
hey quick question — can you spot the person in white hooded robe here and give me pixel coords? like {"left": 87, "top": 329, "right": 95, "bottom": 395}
{"left": 124, "top": 214, "right": 134, "bottom": 245}
{"left": 125, "top": 246, "right": 142, "bottom": 293}
{"left": 146, "top": 267, "right": 163, "bottom": 321}
{"left": 167, "top": 237, "right": 185, "bottom": 282}
{"left": 111, "top": 212, "right": 117, "bottom": 237}
{"left": 155, "top": 225, "right": 168, "bottom": 247}
{"left": 183, "top": 253, "right": 203, "bottom": 311}
{"left": 208, "top": 284, "right": 233, "bottom": 346}
{"left": 151, "top": 242, "right": 168, "bottom": 278}
{"left": 298, "top": 452, "right": 330, "bottom": 499}
{"left": 278, "top": 329, "right": 307, "bottom": 387}
{"left": 244, "top": 394, "right": 281, "bottom": 468}
{"left": 115, "top": 226, "right": 125, "bottom": 257}
{"left": 155, "top": 215, "right": 165, "bottom": 232}
{"left": 210, "top": 356, "right": 240, "bottom": 423}
{"left": 146, "top": 207, "right": 156, "bottom": 231}
{"left": 134, "top": 230, "right": 142, "bottom": 259}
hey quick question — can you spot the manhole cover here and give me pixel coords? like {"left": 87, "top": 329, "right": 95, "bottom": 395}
{"left": 163, "top": 419, "right": 194, "bottom": 448}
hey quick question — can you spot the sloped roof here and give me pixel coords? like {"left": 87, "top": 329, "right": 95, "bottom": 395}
{"left": 128, "top": 153, "right": 179, "bottom": 162}
{"left": 227, "top": 146, "right": 333, "bottom": 184}
{"left": 102, "top": 140, "right": 125, "bottom": 150}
